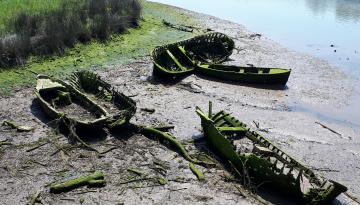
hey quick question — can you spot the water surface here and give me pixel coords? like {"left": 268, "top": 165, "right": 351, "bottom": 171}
{"left": 151, "top": 0, "right": 360, "bottom": 76}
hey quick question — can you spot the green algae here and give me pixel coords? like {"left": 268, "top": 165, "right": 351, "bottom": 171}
{"left": 0, "top": 1, "right": 196, "bottom": 96}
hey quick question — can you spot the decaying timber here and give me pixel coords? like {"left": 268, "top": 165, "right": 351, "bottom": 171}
{"left": 195, "top": 64, "right": 291, "bottom": 85}
{"left": 35, "top": 74, "right": 109, "bottom": 132}
{"left": 68, "top": 70, "right": 136, "bottom": 128}
{"left": 195, "top": 103, "right": 347, "bottom": 204}
{"left": 151, "top": 32, "right": 234, "bottom": 78}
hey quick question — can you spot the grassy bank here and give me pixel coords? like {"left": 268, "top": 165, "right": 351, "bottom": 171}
{"left": 0, "top": 1, "right": 197, "bottom": 95}
{"left": 0, "top": 0, "right": 141, "bottom": 67}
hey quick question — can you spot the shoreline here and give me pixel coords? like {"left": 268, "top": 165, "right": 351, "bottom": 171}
{"left": 0, "top": 2, "right": 359, "bottom": 204}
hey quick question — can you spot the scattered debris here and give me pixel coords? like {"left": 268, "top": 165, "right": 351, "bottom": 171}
{"left": 127, "top": 168, "right": 144, "bottom": 176}
{"left": 26, "top": 141, "right": 50, "bottom": 152}
{"left": 157, "top": 177, "right": 167, "bottom": 185}
{"left": 2, "top": 120, "right": 34, "bottom": 132}
{"left": 162, "top": 20, "right": 193, "bottom": 32}
{"left": 189, "top": 162, "right": 205, "bottom": 181}
{"left": 50, "top": 171, "right": 105, "bottom": 193}
{"left": 135, "top": 125, "right": 215, "bottom": 167}
{"left": 140, "top": 108, "right": 155, "bottom": 113}
{"left": 315, "top": 121, "right": 342, "bottom": 136}
{"left": 344, "top": 192, "right": 360, "bottom": 204}
{"left": 152, "top": 125, "right": 175, "bottom": 132}
{"left": 27, "top": 191, "right": 41, "bottom": 205}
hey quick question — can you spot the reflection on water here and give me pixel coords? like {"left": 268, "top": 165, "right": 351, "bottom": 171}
{"left": 306, "top": 0, "right": 360, "bottom": 22}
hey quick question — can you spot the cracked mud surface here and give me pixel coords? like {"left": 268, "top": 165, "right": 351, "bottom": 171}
{"left": 1, "top": 3, "right": 359, "bottom": 205}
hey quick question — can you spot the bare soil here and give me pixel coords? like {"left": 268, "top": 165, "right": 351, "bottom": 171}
{"left": 1, "top": 3, "right": 359, "bottom": 205}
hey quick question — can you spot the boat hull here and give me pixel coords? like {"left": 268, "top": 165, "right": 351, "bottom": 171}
{"left": 196, "top": 64, "right": 291, "bottom": 85}
{"left": 151, "top": 32, "right": 234, "bottom": 78}
{"left": 35, "top": 75, "right": 109, "bottom": 131}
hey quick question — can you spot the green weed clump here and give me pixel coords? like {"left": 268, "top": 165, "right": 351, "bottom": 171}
{"left": 0, "top": 0, "right": 142, "bottom": 68}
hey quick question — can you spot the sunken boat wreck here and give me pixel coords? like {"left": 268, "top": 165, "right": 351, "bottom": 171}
{"left": 196, "top": 103, "right": 347, "bottom": 204}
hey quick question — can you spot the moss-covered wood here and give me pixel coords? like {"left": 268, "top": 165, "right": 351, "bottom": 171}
{"left": 151, "top": 32, "right": 234, "bottom": 79}
{"left": 195, "top": 103, "right": 347, "bottom": 204}
{"left": 50, "top": 171, "right": 105, "bottom": 193}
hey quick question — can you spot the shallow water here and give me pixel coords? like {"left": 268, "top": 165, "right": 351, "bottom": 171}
{"left": 151, "top": 0, "right": 360, "bottom": 76}
{"left": 151, "top": 0, "right": 360, "bottom": 127}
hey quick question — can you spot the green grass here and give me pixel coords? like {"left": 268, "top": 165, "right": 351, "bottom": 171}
{"left": 0, "top": 0, "right": 64, "bottom": 35}
{"left": 0, "top": 1, "right": 198, "bottom": 95}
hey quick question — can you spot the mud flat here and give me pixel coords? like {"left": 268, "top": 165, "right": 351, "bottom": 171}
{"left": 0, "top": 2, "right": 359, "bottom": 205}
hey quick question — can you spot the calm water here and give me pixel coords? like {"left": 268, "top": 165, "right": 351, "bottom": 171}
{"left": 151, "top": 0, "right": 360, "bottom": 76}
{"left": 151, "top": 0, "right": 360, "bottom": 127}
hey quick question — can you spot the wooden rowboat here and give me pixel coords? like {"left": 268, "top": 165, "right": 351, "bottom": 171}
{"left": 151, "top": 32, "right": 234, "bottom": 79}
{"left": 195, "top": 64, "right": 291, "bottom": 85}
{"left": 35, "top": 75, "right": 109, "bottom": 131}
{"left": 196, "top": 103, "right": 347, "bottom": 204}
{"left": 68, "top": 70, "right": 137, "bottom": 128}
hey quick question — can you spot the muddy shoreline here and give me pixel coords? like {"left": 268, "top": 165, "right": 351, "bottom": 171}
{"left": 1, "top": 2, "right": 359, "bottom": 205}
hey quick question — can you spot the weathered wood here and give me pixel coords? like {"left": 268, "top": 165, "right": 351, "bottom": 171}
{"left": 189, "top": 162, "right": 205, "bottom": 181}
{"left": 50, "top": 171, "right": 105, "bottom": 193}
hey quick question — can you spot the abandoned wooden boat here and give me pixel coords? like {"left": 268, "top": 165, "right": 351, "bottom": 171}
{"left": 195, "top": 64, "right": 291, "bottom": 85}
{"left": 196, "top": 104, "right": 347, "bottom": 204}
{"left": 151, "top": 32, "right": 234, "bottom": 78}
{"left": 151, "top": 44, "right": 196, "bottom": 79}
{"left": 35, "top": 74, "right": 109, "bottom": 131}
{"left": 68, "top": 70, "right": 137, "bottom": 128}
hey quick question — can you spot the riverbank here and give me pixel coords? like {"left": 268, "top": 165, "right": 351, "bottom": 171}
{"left": 0, "top": 1, "right": 359, "bottom": 204}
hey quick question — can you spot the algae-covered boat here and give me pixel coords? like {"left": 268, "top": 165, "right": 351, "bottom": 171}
{"left": 196, "top": 64, "right": 291, "bottom": 85}
{"left": 151, "top": 32, "right": 234, "bottom": 78}
{"left": 35, "top": 75, "right": 109, "bottom": 131}
{"left": 195, "top": 104, "right": 347, "bottom": 204}
{"left": 68, "top": 70, "right": 137, "bottom": 128}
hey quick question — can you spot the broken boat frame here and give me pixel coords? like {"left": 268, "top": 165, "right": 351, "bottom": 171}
{"left": 151, "top": 32, "right": 234, "bottom": 79}
{"left": 35, "top": 74, "right": 110, "bottom": 131}
{"left": 68, "top": 70, "right": 137, "bottom": 128}
{"left": 195, "top": 103, "right": 347, "bottom": 204}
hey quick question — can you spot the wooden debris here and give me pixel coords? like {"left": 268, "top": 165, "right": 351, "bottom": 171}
{"left": 162, "top": 20, "right": 193, "bottom": 32}
{"left": 157, "top": 177, "right": 167, "bottom": 185}
{"left": 152, "top": 125, "right": 175, "bottom": 132}
{"left": 140, "top": 108, "right": 155, "bottom": 114}
{"left": 189, "top": 162, "right": 205, "bottom": 181}
{"left": 2, "top": 120, "right": 34, "bottom": 132}
{"left": 344, "top": 192, "right": 360, "bottom": 204}
{"left": 27, "top": 191, "right": 41, "bottom": 205}
{"left": 50, "top": 171, "right": 105, "bottom": 193}
{"left": 127, "top": 168, "right": 144, "bottom": 176}
{"left": 26, "top": 141, "right": 49, "bottom": 152}
{"left": 136, "top": 125, "right": 215, "bottom": 167}
{"left": 315, "top": 122, "right": 342, "bottom": 136}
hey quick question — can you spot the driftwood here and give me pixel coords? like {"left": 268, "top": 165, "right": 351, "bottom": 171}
{"left": 50, "top": 171, "right": 105, "bottom": 193}
{"left": 189, "top": 162, "right": 205, "bottom": 181}
{"left": 162, "top": 20, "right": 193, "bottom": 33}
{"left": 27, "top": 191, "right": 41, "bottom": 205}
{"left": 134, "top": 125, "right": 215, "bottom": 167}
{"left": 315, "top": 122, "right": 342, "bottom": 136}
{"left": 2, "top": 120, "right": 34, "bottom": 132}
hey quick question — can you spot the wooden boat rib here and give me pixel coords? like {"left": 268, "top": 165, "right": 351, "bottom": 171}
{"left": 151, "top": 32, "right": 234, "bottom": 78}
{"left": 68, "top": 70, "right": 137, "bottom": 128}
{"left": 196, "top": 64, "right": 291, "bottom": 85}
{"left": 35, "top": 75, "right": 109, "bottom": 131}
{"left": 196, "top": 104, "right": 347, "bottom": 204}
